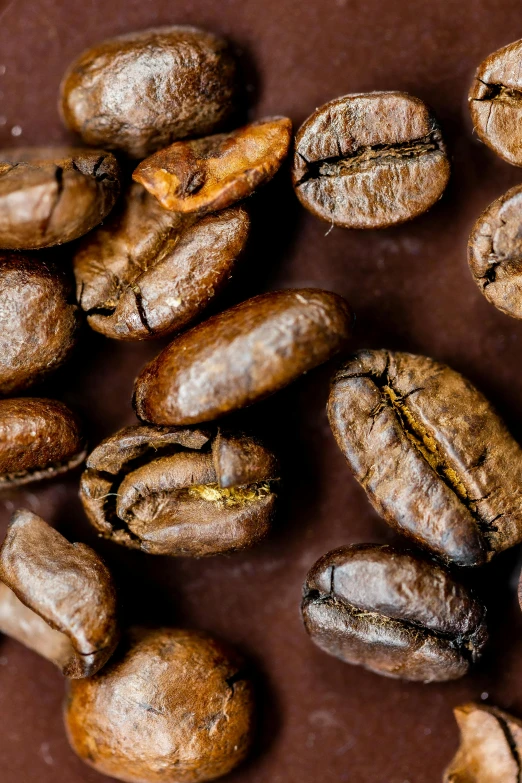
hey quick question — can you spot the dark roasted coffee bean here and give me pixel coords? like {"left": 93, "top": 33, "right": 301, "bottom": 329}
{"left": 64, "top": 628, "right": 254, "bottom": 783}
{"left": 80, "top": 426, "right": 279, "bottom": 556}
{"left": 302, "top": 544, "right": 487, "bottom": 682}
{"left": 292, "top": 91, "right": 450, "bottom": 228}
{"left": 74, "top": 182, "right": 249, "bottom": 340}
{"left": 134, "top": 289, "right": 352, "bottom": 425}
{"left": 468, "top": 184, "right": 522, "bottom": 318}
{"left": 469, "top": 38, "right": 522, "bottom": 166}
{"left": 133, "top": 117, "right": 292, "bottom": 214}
{"left": 0, "top": 147, "right": 121, "bottom": 249}
{"left": 328, "top": 350, "right": 522, "bottom": 566}
{"left": 444, "top": 703, "right": 522, "bottom": 782}
{"left": 0, "top": 509, "right": 118, "bottom": 677}
{"left": 60, "top": 27, "right": 239, "bottom": 159}
{"left": 0, "top": 398, "right": 85, "bottom": 488}
{"left": 0, "top": 253, "right": 79, "bottom": 394}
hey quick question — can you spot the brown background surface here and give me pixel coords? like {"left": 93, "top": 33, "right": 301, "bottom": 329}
{"left": 1, "top": 1, "right": 522, "bottom": 781}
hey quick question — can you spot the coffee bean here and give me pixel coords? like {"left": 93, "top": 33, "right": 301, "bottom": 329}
{"left": 328, "top": 350, "right": 522, "bottom": 566}
{"left": 468, "top": 184, "right": 522, "bottom": 318}
{"left": 64, "top": 628, "right": 254, "bottom": 783}
{"left": 0, "top": 253, "right": 80, "bottom": 394}
{"left": 444, "top": 703, "right": 522, "bottom": 782}
{"left": 60, "top": 27, "right": 239, "bottom": 159}
{"left": 292, "top": 91, "right": 450, "bottom": 228}
{"left": 133, "top": 117, "right": 292, "bottom": 214}
{"left": 134, "top": 289, "right": 352, "bottom": 425}
{"left": 74, "top": 182, "right": 250, "bottom": 340}
{"left": 469, "top": 38, "right": 522, "bottom": 166}
{"left": 0, "top": 398, "right": 85, "bottom": 488}
{"left": 80, "top": 425, "right": 279, "bottom": 556}
{"left": 0, "top": 147, "right": 121, "bottom": 249}
{"left": 302, "top": 544, "right": 487, "bottom": 682}
{"left": 0, "top": 509, "right": 118, "bottom": 678}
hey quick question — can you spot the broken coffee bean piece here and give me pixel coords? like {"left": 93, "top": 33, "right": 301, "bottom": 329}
{"left": 0, "top": 398, "right": 85, "bottom": 488}
{"left": 80, "top": 425, "right": 279, "bottom": 556}
{"left": 74, "top": 182, "right": 250, "bottom": 340}
{"left": 0, "top": 147, "right": 120, "bottom": 250}
{"left": 328, "top": 349, "right": 522, "bottom": 566}
{"left": 302, "top": 544, "right": 488, "bottom": 682}
{"left": 469, "top": 38, "right": 522, "bottom": 166}
{"left": 0, "top": 509, "right": 118, "bottom": 678}
{"left": 444, "top": 703, "right": 522, "bottom": 782}
{"left": 60, "top": 26, "right": 239, "bottom": 159}
{"left": 292, "top": 91, "right": 450, "bottom": 228}
{"left": 134, "top": 288, "right": 352, "bottom": 425}
{"left": 133, "top": 116, "right": 292, "bottom": 214}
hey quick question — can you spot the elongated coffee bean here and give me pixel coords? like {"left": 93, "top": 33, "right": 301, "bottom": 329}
{"left": 469, "top": 38, "right": 522, "bottom": 166}
{"left": 134, "top": 289, "right": 352, "bottom": 424}
{"left": 328, "top": 349, "right": 522, "bottom": 566}
{"left": 302, "top": 545, "right": 487, "bottom": 682}
{"left": 292, "top": 92, "right": 450, "bottom": 228}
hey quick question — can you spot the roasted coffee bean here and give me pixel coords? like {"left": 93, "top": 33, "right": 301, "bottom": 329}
{"left": 0, "top": 147, "right": 120, "bottom": 249}
{"left": 60, "top": 27, "right": 239, "bottom": 159}
{"left": 0, "top": 398, "right": 85, "bottom": 488}
{"left": 133, "top": 117, "right": 292, "bottom": 214}
{"left": 80, "top": 425, "right": 279, "bottom": 556}
{"left": 328, "top": 350, "right": 522, "bottom": 567}
{"left": 74, "top": 182, "right": 249, "bottom": 340}
{"left": 292, "top": 91, "right": 450, "bottom": 228}
{"left": 0, "top": 253, "right": 79, "bottom": 394}
{"left": 469, "top": 38, "right": 522, "bottom": 166}
{"left": 0, "top": 509, "right": 118, "bottom": 677}
{"left": 64, "top": 628, "right": 254, "bottom": 783}
{"left": 302, "top": 544, "right": 487, "bottom": 682}
{"left": 444, "top": 703, "right": 522, "bottom": 782}
{"left": 468, "top": 184, "right": 522, "bottom": 318}
{"left": 134, "top": 289, "right": 352, "bottom": 425}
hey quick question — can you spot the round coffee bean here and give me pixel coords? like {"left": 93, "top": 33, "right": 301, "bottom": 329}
{"left": 0, "top": 398, "right": 85, "bottom": 488}
{"left": 133, "top": 117, "right": 292, "bottom": 214}
{"left": 328, "top": 349, "right": 522, "bottom": 566}
{"left": 64, "top": 628, "right": 254, "bottom": 783}
{"left": 80, "top": 425, "right": 279, "bottom": 556}
{"left": 0, "top": 254, "right": 80, "bottom": 394}
{"left": 302, "top": 544, "right": 488, "bottom": 682}
{"left": 292, "top": 91, "right": 450, "bottom": 228}
{"left": 60, "top": 27, "right": 239, "bottom": 159}
{"left": 469, "top": 38, "right": 522, "bottom": 166}
{"left": 0, "top": 509, "right": 118, "bottom": 678}
{"left": 468, "top": 184, "right": 522, "bottom": 318}
{"left": 134, "top": 289, "right": 352, "bottom": 425}
{"left": 0, "top": 147, "right": 121, "bottom": 249}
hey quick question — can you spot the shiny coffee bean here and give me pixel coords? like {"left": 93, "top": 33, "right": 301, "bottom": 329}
{"left": 302, "top": 544, "right": 487, "bottom": 682}
{"left": 292, "top": 91, "right": 450, "bottom": 228}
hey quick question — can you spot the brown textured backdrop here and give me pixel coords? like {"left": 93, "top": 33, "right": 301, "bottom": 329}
{"left": 1, "top": 1, "right": 522, "bottom": 781}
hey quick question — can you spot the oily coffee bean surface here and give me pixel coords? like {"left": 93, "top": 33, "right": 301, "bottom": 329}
{"left": 80, "top": 425, "right": 279, "bottom": 556}
{"left": 0, "top": 253, "right": 80, "bottom": 394}
{"left": 74, "top": 182, "right": 250, "bottom": 340}
{"left": 133, "top": 116, "right": 292, "bottom": 214}
{"left": 444, "top": 703, "right": 522, "bottom": 782}
{"left": 134, "top": 288, "right": 352, "bottom": 425}
{"left": 469, "top": 38, "right": 522, "bottom": 166}
{"left": 0, "top": 509, "right": 118, "bottom": 678}
{"left": 0, "top": 398, "right": 85, "bottom": 488}
{"left": 64, "top": 628, "right": 254, "bottom": 783}
{"left": 468, "top": 184, "right": 522, "bottom": 318}
{"left": 292, "top": 91, "right": 449, "bottom": 228}
{"left": 327, "top": 349, "right": 522, "bottom": 567}
{"left": 0, "top": 147, "right": 121, "bottom": 249}
{"left": 302, "top": 544, "right": 487, "bottom": 682}
{"left": 60, "top": 26, "right": 239, "bottom": 159}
